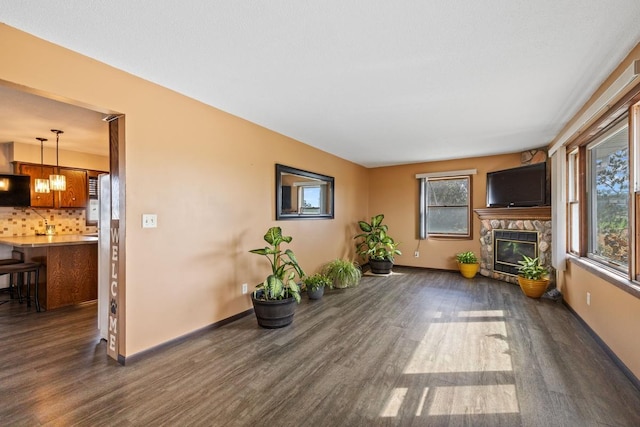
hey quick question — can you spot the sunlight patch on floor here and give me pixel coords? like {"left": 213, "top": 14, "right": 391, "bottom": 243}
{"left": 415, "top": 387, "right": 429, "bottom": 416}
{"left": 428, "top": 384, "right": 519, "bottom": 415}
{"left": 380, "top": 384, "right": 519, "bottom": 418}
{"left": 404, "top": 321, "right": 512, "bottom": 373}
{"left": 458, "top": 310, "right": 505, "bottom": 317}
{"left": 380, "top": 387, "right": 408, "bottom": 417}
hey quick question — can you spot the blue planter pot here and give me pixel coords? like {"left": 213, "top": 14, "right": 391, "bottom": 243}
{"left": 307, "top": 286, "right": 325, "bottom": 300}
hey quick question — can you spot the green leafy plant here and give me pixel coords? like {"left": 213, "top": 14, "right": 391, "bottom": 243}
{"left": 321, "top": 259, "right": 362, "bottom": 289}
{"left": 455, "top": 251, "right": 478, "bottom": 264}
{"left": 354, "top": 214, "right": 402, "bottom": 261}
{"left": 516, "top": 255, "right": 547, "bottom": 280}
{"left": 303, "top": 273, "right": 332, "bottom": 292}
{"left": 249, "top": 227, "right": 305, "bottom": 303}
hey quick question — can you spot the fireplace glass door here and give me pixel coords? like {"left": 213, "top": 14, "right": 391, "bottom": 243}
{"left": 493, "top": 230, "right": 538, "bottom": 276}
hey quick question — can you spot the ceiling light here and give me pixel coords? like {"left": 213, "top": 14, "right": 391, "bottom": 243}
{"left": 49, "top": 129, "right": 66, "bottom": 191}
{"left": 34, "top": 137, "right": 50, "bottom": 193}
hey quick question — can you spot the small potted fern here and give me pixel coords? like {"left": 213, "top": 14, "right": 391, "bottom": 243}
{"left": 516, "top": 255, "right": 549, "bottom": 298}
{"left": 321, "top": 259, "right": 362, "bottom": 289}
{"left": 303, "top": 273, "right": 332, "bottom": 300}
{"left": 455, "top": 251, "right": 479, "bottom": 279}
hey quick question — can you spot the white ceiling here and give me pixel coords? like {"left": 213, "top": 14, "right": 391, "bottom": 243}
{"left": 0, "top": 85, "right": 108, "bottom": 156}
{"left": 1, "top": 1, "right": 640, "bottom": 167}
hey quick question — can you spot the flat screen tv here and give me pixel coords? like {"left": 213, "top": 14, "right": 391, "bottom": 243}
{"left": 0, "top": 174, "right": 31, "bottom": 207}
{"left": 486, "top": 163, "right": 546, "bottom": 207}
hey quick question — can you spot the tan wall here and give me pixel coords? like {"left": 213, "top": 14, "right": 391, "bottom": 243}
{"left": 552, "top": 42, "right": 640, "bottom": 380}
{"left": 7, "top": 142, "right": 109, "bottom": 171}
{"left": 0, "top": 24, "right": 369, "bottom": 356}
{"left": 0, "top": 143, "right": 11, "bottom": 173}
{"left": 563, "top": 262, "right": 640, "bottom": 377}
{"left": 367, "top": 152, "right": 522, "bottom": 270}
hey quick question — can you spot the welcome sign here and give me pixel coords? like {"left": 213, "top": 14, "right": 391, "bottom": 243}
{"left": 108, "top": 223, "right": 120, "bottom": 359}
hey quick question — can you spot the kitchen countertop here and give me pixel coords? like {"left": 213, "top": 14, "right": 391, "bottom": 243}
{"left": 0, "top": 234, "right": 99, "bottom": 248}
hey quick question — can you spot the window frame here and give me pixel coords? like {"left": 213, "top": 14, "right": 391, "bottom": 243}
{"left": 585, "top": 117, "right": 630, "bottom": 272}
{"left": 418, "top": 171, "right": 475, "bottom": 240}
{"left": 562, "top": 75, "right": 640, "bottom": 289}
{"left": 566, "top": 105, "right": 637, "bottom": 280}
{"left": 567, "top": 148, "right": 581, "bottom": 255}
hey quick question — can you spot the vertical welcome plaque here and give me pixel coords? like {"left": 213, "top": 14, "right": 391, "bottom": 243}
{"left": 107, "top": 118, "right": 124, "bottom": 362}
{"left": 108, "top": 222, "right": 119, "bottom": 359}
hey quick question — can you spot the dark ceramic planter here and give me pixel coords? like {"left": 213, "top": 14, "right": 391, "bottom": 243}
{"left": 251, "top": 291, "right": 297, "bottom": 328}
{"left": 369, "top": 258, "right": 393, "bottom": 274}
{"left": 307, "top": 286, "right": 325, "bottom": 300}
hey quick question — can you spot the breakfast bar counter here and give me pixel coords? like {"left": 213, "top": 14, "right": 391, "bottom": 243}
{"left": 0, "top": 234, "right": 98, "bottom": 248}
{"left": 0, "top": 235, "right": 98, "bottom": 310}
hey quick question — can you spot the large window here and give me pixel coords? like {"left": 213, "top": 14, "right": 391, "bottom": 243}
{"left": 565, "top": 93, "right": 640, "bottom": 282}
{"left": 419, "top": 173, "right": 473, "bottom": 239}
{"left": 587, "top": 118, "right": 629, "bottom": 271}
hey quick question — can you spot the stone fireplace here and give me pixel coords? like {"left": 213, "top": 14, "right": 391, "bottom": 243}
{"left": 474, "top": 206, "right": 554, "bottom": 286}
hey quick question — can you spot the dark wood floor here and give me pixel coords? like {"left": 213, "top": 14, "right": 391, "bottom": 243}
{"left": 1, "top": 267, "right": 639, "bottom": 426}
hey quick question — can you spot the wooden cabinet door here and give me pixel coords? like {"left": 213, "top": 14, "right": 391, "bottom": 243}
{"left": 19, "top": 163, "right": 55, "bottom": 208}
{"left": 58, "top": 168, "right": 88, "bottom": 208}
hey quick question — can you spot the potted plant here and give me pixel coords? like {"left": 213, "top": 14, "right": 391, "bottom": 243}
{"left": 354, "top": 214, "right": 402, "bottom": 274}
{"left": 249, "top": 226, "right": 305, "bottom": 328}
{"left": 516, "top": 255, "right": 549, "bottom": 298}
{"left": 455, "top": 250, "right": 479, "bottom": 279}
{"left": 321, "top": 259, "right": 362, "bottom": 289}
{"left": 303, "top": 273, "right": 332, "bottom": 300}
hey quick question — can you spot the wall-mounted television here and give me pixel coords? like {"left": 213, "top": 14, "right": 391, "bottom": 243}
{"left": 486, "top": 163, "right": 547, "bottom": 207}
{"left": 0, "top": 174, "right": 31, "bottom": 207}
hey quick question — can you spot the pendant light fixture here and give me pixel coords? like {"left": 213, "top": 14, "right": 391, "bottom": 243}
{"left": 49, "top": 129, "right": 66, "bottom": 191}
{"left": 34, "top": 137, "right": 51, "bottom": 193}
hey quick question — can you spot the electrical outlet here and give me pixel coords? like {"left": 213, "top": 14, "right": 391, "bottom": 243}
{"left": 242, "top": 283, "right": 248, "bottom": 294}
{"left": 414, "top": 251, "right": 419, "bottom": 258}
{"left": 586, "top": 292, "right": 591, "bottom": 306}
{"left": 142, "top": 214, "right": 157, "bottom": 228}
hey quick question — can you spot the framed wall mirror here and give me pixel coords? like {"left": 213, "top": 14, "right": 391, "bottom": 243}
{"left": 276, "top": 164, "right": 334, "bottom": 220}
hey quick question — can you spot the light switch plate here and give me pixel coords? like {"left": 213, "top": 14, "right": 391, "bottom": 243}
{"left": 142, "top": 214, "right": 157, "bottom": 228}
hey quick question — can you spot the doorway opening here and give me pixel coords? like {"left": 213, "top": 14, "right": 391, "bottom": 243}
{"left": 0, "top": 81, "right": 125, "bottom": 362}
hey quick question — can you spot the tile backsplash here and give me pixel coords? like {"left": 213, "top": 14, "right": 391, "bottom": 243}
{"left": 0, "top": 207, "right": 97, "bottom": 236}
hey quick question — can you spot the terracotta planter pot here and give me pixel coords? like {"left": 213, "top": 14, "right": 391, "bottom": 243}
{"left": 458, "top": 262, "right": 479, "bottom": 279}
{"left": 517, "top": 276, "right": 550, "bottom": 298}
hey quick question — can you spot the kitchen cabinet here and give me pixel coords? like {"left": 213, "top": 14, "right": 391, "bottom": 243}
{"left": 18, "top": 163, "right": 55, "bottom": 208}
{"left": 14, "top": 162, "right": 98, "bottom": 209}
{"left": 58, "top": 167, "right": 88, "bottom": 208}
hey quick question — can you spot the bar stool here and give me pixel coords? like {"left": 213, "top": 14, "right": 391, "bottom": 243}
{"left": 0, "top": 257, "right": 22, "bottom": 300}
{"left": 0, "top": 262, "right": 42, "bottom": 311}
